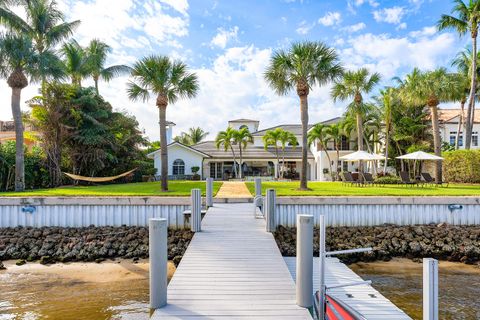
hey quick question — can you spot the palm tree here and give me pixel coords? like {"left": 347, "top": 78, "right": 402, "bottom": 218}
{"left": 61, "top": 39, "right": 89, "bottom": 86}
{"left": 278, "top": 130, "right": 298, "bottom": 179}
{"left": 324, "top": 123, "right": 343, "bottom": 177}
{"left": 262, "top": 128, "right": 283, "bottom": 179}
{"left": 308, "top": 124, "right": 333, "bottom": 180}
{"left": 174, "top": 127, "right": 209, "bottom": 146}
{"left": 0, "top": 33, "right": 38, "bottom": 191}
{"left": 127, "top": 55, "right": 198, "bottom": 191}
{"left": 375, "top": 88, "right": 397, "bottom": 173}
{"left": 438, "top": 0, "right": 480, "bottom": 149}
{"left": 233, "top": 126, "right": 253, "bottom": 179}
{"left": 264, "top": 41, "right": 342, "bottom": 190}
{"left": 398, "top": 68, "right": 459, "bottom": 182}
{"left": 215, "top": 127, "right": 238, "bottom": 178}
{"left": 331, "top": 68, "right": 380, "bottom": 180}
{"left": 85, "top": 39, "right": 132, "bottom": 94}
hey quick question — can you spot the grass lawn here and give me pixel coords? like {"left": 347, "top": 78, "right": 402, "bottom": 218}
{"left": 245, "top": 181, "right": 480, "bottom": 196}
{"left": 0, "top": 181, "right": 223, "bottom": 197}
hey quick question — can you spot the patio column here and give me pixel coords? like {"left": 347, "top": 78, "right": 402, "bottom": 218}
{"left": 274, "top": 160, "right": 279, "bottom": 179}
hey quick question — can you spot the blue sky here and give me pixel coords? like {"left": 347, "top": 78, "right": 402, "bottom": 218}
{"left": 0, "top": 0, "right": 467, "bottom": 140}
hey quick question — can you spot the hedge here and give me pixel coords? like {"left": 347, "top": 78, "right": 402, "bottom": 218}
{"left": 443, "top": 150, "right": 480, "bottom": 183}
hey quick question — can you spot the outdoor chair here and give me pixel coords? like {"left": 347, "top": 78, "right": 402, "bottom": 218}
{"left": 361, "top": 172, "right": 376, "bottom": 186}
{"left": 399, "top": 171, "right": 420, "bottom": 187}
{"left": 342, "top": 172, "right": 363, "bottom": 186}
{"left": 421, "top": 172, "right": 449, "bottom": 187}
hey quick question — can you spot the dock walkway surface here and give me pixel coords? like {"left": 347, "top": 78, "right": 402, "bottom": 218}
{"left": 152, "top": 203, "right": 312, "bottom": 319}
{"left": 214, "top": 181, "right": 253, "bottom": 199}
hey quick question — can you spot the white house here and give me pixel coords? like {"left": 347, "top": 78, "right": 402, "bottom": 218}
{"left": 148, "top": 118, "right": 358, "bottom": 181}
{"left": 438, "top": 109, "right": 480, "bottom": 148}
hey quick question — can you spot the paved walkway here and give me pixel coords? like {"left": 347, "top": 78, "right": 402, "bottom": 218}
{"left": 152, "top": 203, "right": 311, "bottom": 319}
{"left": 215, "top": 181, "right": 252, "bottom": 198}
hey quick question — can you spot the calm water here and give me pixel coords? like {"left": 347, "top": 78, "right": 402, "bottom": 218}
{"left": 1, "top": 259, "right": 479, "bottom": 319}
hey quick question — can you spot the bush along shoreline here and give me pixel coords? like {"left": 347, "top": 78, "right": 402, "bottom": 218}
{"left": 0, "top": 226, "right": 193, "bottom": 268}
{"left": 274, "top": 224, "right": 480, "bottom": 265}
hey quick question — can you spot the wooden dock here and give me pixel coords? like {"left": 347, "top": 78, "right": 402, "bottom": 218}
{"left": 152, "top": 203, "right": 312, "bottom": 319}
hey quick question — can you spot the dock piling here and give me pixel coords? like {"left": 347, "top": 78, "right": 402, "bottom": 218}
{"left": 149, "top": 218, "right": 167, "bottom": 309}
{"left": 296, "top": 214, "right": 313, "bottom": 308}
{"left": 318, "top": 214, "right": 326, "bottom": 320}
{"left": 265, "top": 188, "right": 276, "bottom": 232}
{"left": 206, "top": 178, "right": 213, "bottom": 207}
{"left": 423, "top": 258, "right": 438, "bottom": 320}
{"left": 254, "top": 178, "right": 262, "bottom": 197}
{"left": 191, "top": 189, "right": 202, "bottom": 232}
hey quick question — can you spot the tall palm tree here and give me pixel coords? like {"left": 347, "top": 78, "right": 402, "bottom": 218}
{"left": 262, "top": 128, "right": 283, "bottom": 179}
{"left": 61, "top": 39, "right": 89, "bottom": 86}
{"left": 308, "top": 124, "right": 333, "bottom": 180}
{"left": 278, "top": 130, "right": 298, "bottom": 179}
{"left": 215, "top": 127, "right": 238, "bottom": 178}
{"left": 438, "top": 0, "right": 480, "bottom": 149}
{"left": 399, "top": 68, "right": 459, "bottom": 182}
{"left": 331, "top": 68, "right": 380, "bottom": 179}
{"left": 325, "top": 123, "right": 343, "bottom": 177}
{"left": 85, "top": 39, "right": 132, "bottom": 94}
{"left": 127, "top": 55, "right": 198, "bottom": 191}
{"left": 264, "top": 41, "right": 342, "bottom": 190}
{"left": 375, "top": 88, "right": 397, "bottom": 173}
{"left": 233, "top": 126, "right": 253, "bottom": 179}
{"left": 0, "top": 33, "right": 38, "bottom": 191}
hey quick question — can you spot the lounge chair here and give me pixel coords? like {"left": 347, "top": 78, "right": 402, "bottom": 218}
{"left": 361, "top": 172, "right": 376, "bottom": 186}
{"left": 399, "top": 171, "right": 419, "bottom": 187}
{"left": 342, "top": 172, "right": 363, "bottom": 186}
{"left": 421, "top": 172, "right": 449, "bottom": 187}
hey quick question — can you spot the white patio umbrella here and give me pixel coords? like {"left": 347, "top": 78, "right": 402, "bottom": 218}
{"left": 339, "top": 150, "right": 384, "bottom": 161}
{"left": 396, "top": 151, "right": 443, "bottom": 160}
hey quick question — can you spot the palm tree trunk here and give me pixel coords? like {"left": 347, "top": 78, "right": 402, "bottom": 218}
{"left": 384, "top": 127, "right": 390, "bottom": 174}
{"left": 456, "top": 100, "right": 465, "bottom": 149}
{"left": 158, "top": 104, "right": 168, "bottom": 191}
{"left": 230, "top": 146, "right": 238, "bottom": 179}
{"left": 11, "top": 87, "right": 25, "bottom": 191}
{"left": 299, "top": 94, "right": 309, "bottom": 190}
{"left": 430, "top": 104, "right": 442, "bottom": 183}
{"left": 356, "top": 112, "right": 364, "bottom": 181}
{"left": 275, "top": 146, "right": 280, "bottom": 179}
{"left": 323, "top": 148, "right": 333, "bottom": 181}
{"left": 238, "top": 145, "right": 243, "bottom": 179}
{"left": 465, "top": 35, "right": 477, "bottom": 150}
{"left": 281, "top": 148, "right": 286, "bottom": 179}
{"left": 94, "top": 76, "right": 99, "bottom": 95}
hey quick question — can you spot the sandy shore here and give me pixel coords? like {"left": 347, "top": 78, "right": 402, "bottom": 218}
{"left": 0, "top": 259, "right": 176, "bottom": 283}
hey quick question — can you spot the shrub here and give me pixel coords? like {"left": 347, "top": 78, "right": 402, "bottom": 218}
{"left": 374, "top": 176, "right": 401, "bottom": 184}
{"left": 443, "top": 150, "right": 480, "bottom": 183}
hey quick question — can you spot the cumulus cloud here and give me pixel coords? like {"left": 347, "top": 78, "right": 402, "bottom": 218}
{"left": 373, "top": 6, "right": 406, "bottom": 25}
{"left": 318, "top": 11, "right": 342, "bottom": 26}
{"left": 210, "top": 26, "right": 239, "bottom": 49}
{"left": 342, "top": 22, "right": 366, "bottom": 33}
{"left": 296, "top": 20, "right": 316, "bottom": 35}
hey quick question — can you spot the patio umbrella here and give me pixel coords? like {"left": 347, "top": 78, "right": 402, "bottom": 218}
{"left": 339, "top": 150, "right": 384, "bottom": 161}
{"left": 396, "top": 151, "right": 443, "bottom": 160}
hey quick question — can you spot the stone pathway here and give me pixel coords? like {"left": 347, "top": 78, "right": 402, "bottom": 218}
{"left": 215, "top": 181, "right": 252, "bottom": 198}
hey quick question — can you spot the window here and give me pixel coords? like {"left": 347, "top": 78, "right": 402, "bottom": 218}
{"left": 473, "top": 132, "right": 478, "bottom": 147}
{"left": 449, "top": 131, "right": 463, "bottom": 146}
{"left": 172, "top": 159, "right": 185, "bottom": 175}
{"left": 239, "top": 125, "right": 248, "bottom": 130}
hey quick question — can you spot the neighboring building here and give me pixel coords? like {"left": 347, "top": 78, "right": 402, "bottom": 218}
{"left": 438, "top": 109, "right": 480, "bottom": 148}
{"left": 0, "top": 120, "right": 37, "bottom": 147}
{"left": 148, "top": 118, "right": 358, "bottom": 181}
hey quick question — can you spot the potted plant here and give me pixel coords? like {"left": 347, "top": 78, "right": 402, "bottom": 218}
{"left": 191, "top": 166, "right": 200, "bottom": 180}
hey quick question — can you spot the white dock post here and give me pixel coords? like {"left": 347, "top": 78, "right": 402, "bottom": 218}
{"left": 191, "top": 189, "right": 202, "bottom": 232}
{"left": 149, "top": 218, "right": 167, "bottom": 309}
{"left": 296, "top": 214, "right": 313, "bottom": 308}
{"left": 254, "top": 178, "right": 262, "bottom": 197}
{"left": 423, "top": 258, "right": 438, "bottom": 320}
{"left": 206, "top": 178, "right": 213, "bottom": 207}
{"left": 318, "top": 215, "right": 326, "bottom": 320}
{"left": 265, "top": 188, "right": 276, "bottom": 232}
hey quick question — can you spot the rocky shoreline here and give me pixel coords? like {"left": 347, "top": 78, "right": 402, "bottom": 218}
{"left": 0, "top": 226, "right": 193, "bottom": 267}
{"left": 274, "top": 224, "right": 480, "bottom": 265}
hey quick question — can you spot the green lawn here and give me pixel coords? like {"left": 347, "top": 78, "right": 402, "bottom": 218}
{"left": 1, "top": 181, "right": 223, "bottom": 197}
{"left": 245, "top": 181, "right": 480, "bottom": 196}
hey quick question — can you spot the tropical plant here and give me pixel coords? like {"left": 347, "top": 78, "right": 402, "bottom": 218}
{"left": 331, "top": 68, "right": 381, "bottom": 180}
{"left": 375, "top": 87, "right": 398, "bottom": 173}
{"left": 233, "top": 126, "right": 253, "bottom": 179}
{"left": 174, "top": 126, "right": 209, "bottom": 145}
{"left": 398, "top": 68, "right": 459, "bottom": 182}
{"left": 264, "top": 41, "right": 342, "bottom": 189}
{"left": 61, "top": 39, "right": 89, "bottom": 86}
{"left": 127, "top": 55, "right": 198, "bottom": 191}
{"left": 324, "top": 123, "right": 343, "bottom": 175}
{"left": 308, "top": 123, "right": 333, "bottom": 180}
{"left": 85, "top": 39, "right": 132, "bottom": 94}
{"left": 215, "top": 127, "right": 238, "bottom": 178}
{"left": 438, "top": 0, "right": 480, "bottom": 149}
{"left": 278, "top": 130, "right": 298, "bottom": 178}
{"left": 262, "top": 128, "right": 282, "bottom": 179}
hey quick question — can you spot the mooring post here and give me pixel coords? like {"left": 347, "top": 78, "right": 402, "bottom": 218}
{"left": 265, "top": 188, "right": 276, "bottom": 232}
{"left": 191, "top": 188, "right": 202, "bottom": 232}
{"left": 254, "top": 177, "right": 262, "bottom": 198}
{"left": 149, "top": 218, "right": 167, "bottom": 309}
{"left": 318, "top": 214, "right": 326, "bottom": 320}
{"left": 423, "top": 258, "right": 439, "bottom": 320}
{"left": 206, "top": 178, "right": 213, "bottom": 208}
{"left": 296, "top": 214, "right": 313, "bottom": 308}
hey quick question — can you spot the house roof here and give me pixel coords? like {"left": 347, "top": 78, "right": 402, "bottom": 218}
{"left": 438, "top": 109, "right": 480, "bottom": 123}
{"left": 251, "top": 118, "right": 342, "bottom": 136}
{"left": 191, "top": 140, "right": 314, "bottom": 159}
{"left": 228, "top": 119, "right": 259, "bottom": 123}
{"left": 147, "top": 141, "right": 211, "bottom": 158}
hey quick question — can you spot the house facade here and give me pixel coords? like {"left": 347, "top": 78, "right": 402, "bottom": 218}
{"left": 438, "top": 109, "right": 480, "bottom": 148}
{"left": 148, "top": 118, "right": 358, "bottom": 181}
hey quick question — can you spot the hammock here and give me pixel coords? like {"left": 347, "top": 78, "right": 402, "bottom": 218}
{"left": 63, "top": 168, "right": 137, "bottom": 183}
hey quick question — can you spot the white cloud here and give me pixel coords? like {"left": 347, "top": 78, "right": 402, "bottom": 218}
{"left": 342, "top": 22, "right": 366, "bottom": 33}
{"left": 159, "top": 0, "right": 189, "bottom": 16}
{"left": 409, "top": 26, "right": 437, "bottom": 38}
{"left": 318, "top": 11, "right": 341, "bottom": 26}
{"left": 396, "top": 22, "right": 407, "bottom": 30}
{"left": 373, "top": 6, "right": 406, "bottom": 25}
{"left": 210, "top": 26, "right": 239, "bottom": 49}
{"left": 296, "top": 20, "right": 315, "bottom": 35}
